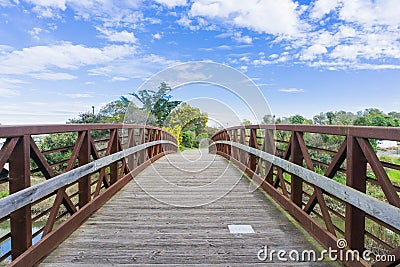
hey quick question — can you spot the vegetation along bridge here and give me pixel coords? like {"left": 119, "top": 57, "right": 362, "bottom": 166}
{"left": 0, "top": 124, "right": 399, "bottom": 266}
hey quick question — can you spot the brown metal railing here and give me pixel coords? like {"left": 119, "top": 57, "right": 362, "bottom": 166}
{"left": 210, "top": 124, "right": 400, "bottom": 267}
{"left": 0, "top": 124, "right": 177, "bottom": 266}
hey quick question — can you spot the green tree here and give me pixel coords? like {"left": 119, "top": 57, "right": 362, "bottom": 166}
{"left": 388, "top": 111, "right": 400, "bottom": 119}
{"left": 326, "top": 111, "right": 336, "bottom": 125}
{"left": 97, "top": 96, "right": 130, "bottom": 123}
{"left": 162, "top": 125, "right": 182, "bottom": 147}
{"left": 354, "top": 109, "right": 399, "bottom": 127}
{"left": 68, "top": 112, "right": 103, "bottom": 124}
{"left": 38, "top": 132, "right": 78, "bottom": 173}
{"left": 313, "top": 112, "right": 327, "bottom": 125}
{"left": 181, "top": 131, "right": 194, "bottom": 148}
{"left": 68, "top": 97, "right": 156, "bottom": 125}
{"left": 335, "top": 110, "right": 356, "bottom": 125}
{"left": 289, "top": 115, "right": 306, "bottom": 124}
{"left": 241, "top": 119, "right": 252, "bottom": 126}
{"left": 131, "top": 82, "right": 181, "bottom": 127}
{"left": 166, "top": 103, "right": 208, "bottom": 135}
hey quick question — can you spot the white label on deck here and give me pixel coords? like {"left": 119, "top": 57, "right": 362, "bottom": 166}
{"left": 228, "top": 225, "right": 255, "bottom": 234}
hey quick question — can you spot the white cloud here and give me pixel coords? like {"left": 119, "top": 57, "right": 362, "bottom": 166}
{"left": 300, "top": 44, "right": 328, "bottom": 60}
{"left": 279, "top": 88, "right": 304, "bottom": 93}
{"left": 28, "top": 27, "right": 42, "bottom": 40}
{"left": 239, "top": 65, "right": 248, "bottom": 72}
{"left": 190, "top": 0, "right": 303, "bottom": 36}
{"left": 217, "top": 45, "right": 232, "bottom": 50}
{"left": 339, "top": 0, "right": 400, "bottom": 26}
{"left": 0, "top": 43, "right": 136, "bottom": 75}
{"left": 310, "top": 0, "right": 341, "bottom": 20}
{"left": 65, "top": 93, "right": 91, "bottom": 98}
{"left": 111, "top": 76, "right": 129, "bottom": 82}
{"left": 30, "top": 72, "right": 77, "bottom": 80}
{"left": 88, "top": 54, "right": 179, "bottom": 79}
{"left": 153, "top": 33, "right": 162, "bottom": 40}
{"left": 0, "top": 101, "right": 99, "bottom": 124}
{"left": 0, "top": 0, "right": 14, "bottom": 7}
{"left": 96, "top": 28, "right": 137, "bottom": 43}
{"left": 26, "top": 0, "right": 67, "bottom": 10}
{"left": 292, "top": 0, "right": 400, "bottom": 69}
{"left": 0, "top": 88, "right": 20, "bottom": 97}
{"left": 155, "top": 0, "right": 186, "bottom": 8}
{"left": 0, "top": 77, "right": 26, "bottom": 98}
{"left": 84, "top": 81, "right": 95, "bottom": 85}
{"left": 15, "top": 0, "right": 146, "bottom": 29}
{"left": 233, "top": 32, "right": 252, "bottom": 44}
{"left": 0, "top": 77, "right": 27, "bottom": 87}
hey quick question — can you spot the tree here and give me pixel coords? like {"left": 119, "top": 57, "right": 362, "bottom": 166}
{"left": 241, "top": 119, "right": 251, "bottom": 126}
{"left": 97, "top": 96, "right": 130, "bottom": 123}
{"left": 326, "top": 111, "right": 336, "bottom": 125}
{"left": 38, "top": 132, "right": 78, "bottom": 173}
{"left": 275, "top": 117, "right": 289, "bottom": 124}
{"left": 165, "top": 103, "right": 208, "bottom": 135}
{"left": 313, "top": 112, "right": 327, "bottom": 125}
{"left": 131, "top": 82, "right": 181, "bottom": 127}
{"left": 289, "top": 115, "right": 306, "bottom": 124}
{"left": 162, "top": 125, "right": 182, "bottom": 147}
{"left": 203, "top": 126, "right": 219, "bottom": 137}
{"left": 263, "top": 114, "right": 275, "bottom": 124}
{"left": 335, "top": 110, "right": 356, "bottom": 125}
{"left": 354, "top": 109, "right": 399, "bottom": 127}
{"left": 388, "top": 111, "right": 400, "bottom": 119}
{"left": 68, "top": 97, "right": 156, "bottom": 125}
{"left": 68, "top": 112, "right": 103, "bottom": 124}
{"left": 181, "top": 131, "right": 194, "bottom": 148}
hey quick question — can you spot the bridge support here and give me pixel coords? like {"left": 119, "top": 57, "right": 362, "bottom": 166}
{"left": 291, "top": 132, "right": 303, "bottom": 207}
{"left": 78, "top": 131, "right": 91, "bottom": 208}
{"left": 345, "top": 137, "right": 367, "bottom": 253}
{"left": 9, "top": 135, "right": 32, "bottom": 260}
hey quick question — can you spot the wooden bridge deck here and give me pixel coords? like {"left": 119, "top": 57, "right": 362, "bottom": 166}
{"left": 39, "top": 150, "right": 334, "bottom": 266}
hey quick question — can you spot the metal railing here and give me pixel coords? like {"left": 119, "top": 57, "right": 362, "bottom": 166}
{"left": 0, "top": 124, "right": 177, "bottom": 266}
{"left": 210, "top": 124, "right": 400, "bottom": 267}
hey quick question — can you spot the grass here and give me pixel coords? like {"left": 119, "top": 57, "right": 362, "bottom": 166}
{"left": 0, "top": 183, "right": 8, "bottom": 199}
{"left": 378, "top": 155, "right": 400, "bottom": 184}
{"left": 387, "top": 169, "right": 400, "bottom": 183}
{"left": 0, "top": 191, "right": 8, "bottom": 198}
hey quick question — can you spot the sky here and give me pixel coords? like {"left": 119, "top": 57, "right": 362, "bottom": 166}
{"left": 0, "top": 0, "right": 399, "bottom": 125}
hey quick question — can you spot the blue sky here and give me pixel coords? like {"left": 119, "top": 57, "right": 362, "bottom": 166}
{"left": 0, "top": 0, "right": 399, "bottom": 125}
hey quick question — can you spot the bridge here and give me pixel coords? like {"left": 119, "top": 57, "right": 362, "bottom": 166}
{"left": 0, "top": 124, "right": 399, "bottom": 266}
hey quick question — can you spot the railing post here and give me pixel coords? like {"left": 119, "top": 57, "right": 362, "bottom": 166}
{"left": 9, "top": 135, "right": 32, "bottom": 260}
{"left": 232, "top": 129, "right": 238, "bottom": 160}
{"left": 264, "top": 129, "right": 274, "bottom": 184}
{"left": 240, "top": 128, "right": 246, "bottom": 164}
{"left": 139, "top": 128, "right": 145, "bottom": 164}
{"left": 291, "top": 131, "right": 303, "bottom": 207}
{"left": 110, "top": 129, "right": 119, "bottom": 184}
{"left": 78, "top": 131, "right": 91, "bottom": 207}
{"left": 146, "top": 129, "right": 153, "bottom": 158}
{"left": 345, "top": 136, "right": 367, "bottom": 252}
{"left": 127, "top": 128, "right": 136, "bottom": 170}
{"left": 248, "top": 129, "right": 258, "bottom": 172}
{"left": 225, "top": 130, "right": 231, "bottom": 156}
